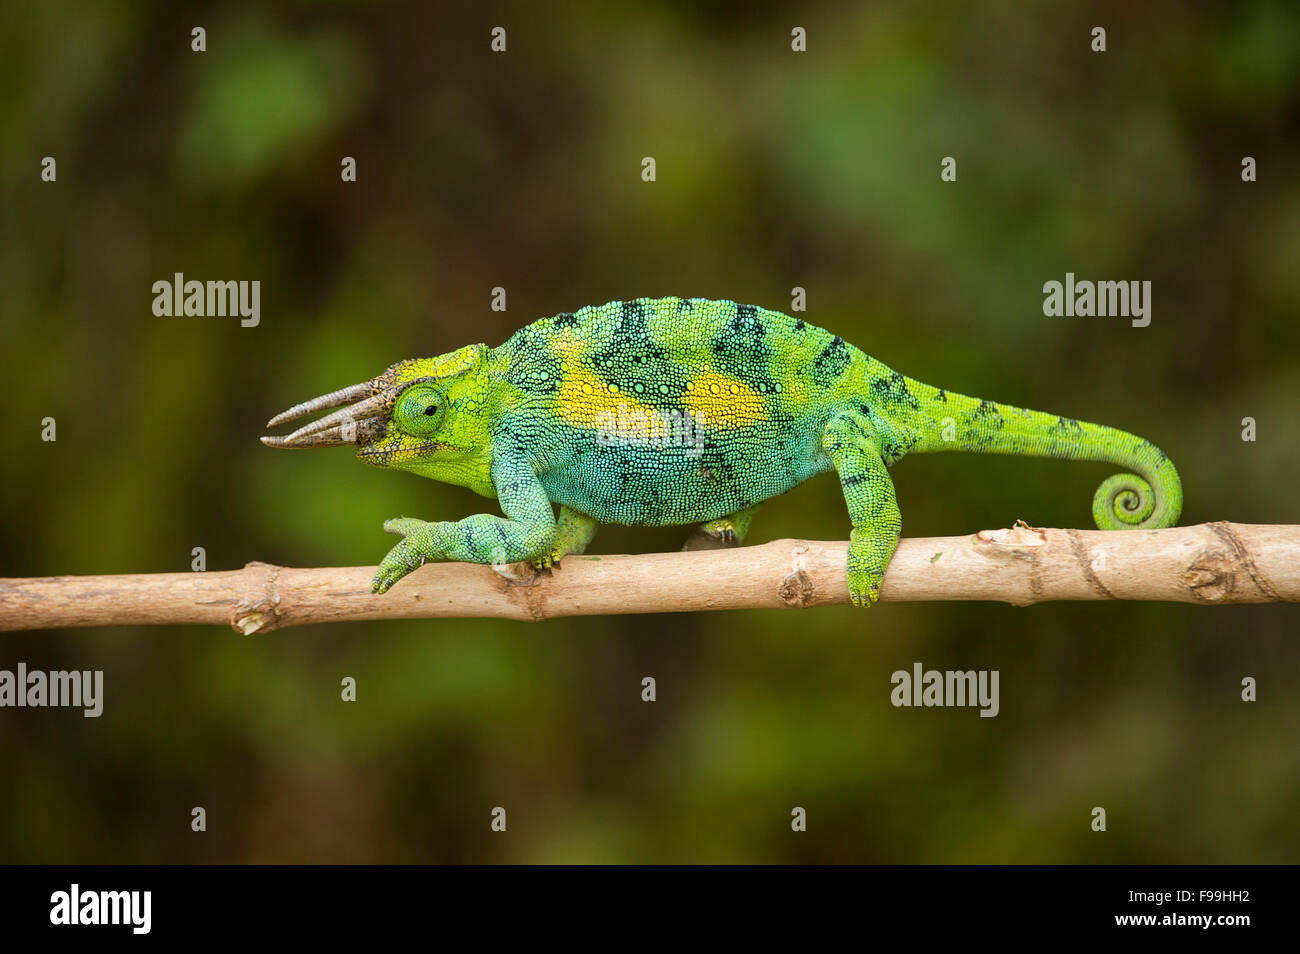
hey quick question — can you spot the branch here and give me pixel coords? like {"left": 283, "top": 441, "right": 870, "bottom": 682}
{"left": 1, "top": 522, "right": 1294, "bottom": 634}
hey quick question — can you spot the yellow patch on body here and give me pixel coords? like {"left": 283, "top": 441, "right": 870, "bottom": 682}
{"left": 554, "top": 349, "right": 656, "bottom": 427}
{"left": 551, "top": 339, "right": 768, "bottom": 439}
{"left": 682, "top": 372, "right": 767, "bottom": 429}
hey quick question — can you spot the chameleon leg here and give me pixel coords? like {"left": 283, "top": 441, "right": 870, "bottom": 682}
{"left": 530, "top": 505, "right": 600, "bottom": 571}
{"left": 681, "top": 503, "right": 762, "bottom": 551}
{"left": 372, "top": 454, "right": 556, "bottom": 593}
{"left": 822, "top": 411, "right": 902, "bottom": 607}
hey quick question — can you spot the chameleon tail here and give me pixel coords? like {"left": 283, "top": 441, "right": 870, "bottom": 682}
{"left": 908, "top": 381, "right": 1182, "bottom": 530}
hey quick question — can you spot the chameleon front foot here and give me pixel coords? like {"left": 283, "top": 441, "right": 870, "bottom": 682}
{"left": 372, "top": 517, "right": 444, "bottom": 593}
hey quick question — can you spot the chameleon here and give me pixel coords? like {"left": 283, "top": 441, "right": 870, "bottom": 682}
{"left": 262, "top": 297, "right": 1182, "bottom": 605}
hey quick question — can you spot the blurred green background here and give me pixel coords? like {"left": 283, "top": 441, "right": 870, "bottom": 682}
{"left": 2, "top": 0, "right": 1298, "bottom": 863}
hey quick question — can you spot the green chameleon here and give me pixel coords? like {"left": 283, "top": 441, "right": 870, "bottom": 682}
{"left": 263, "top": 297, "right": 1181, "bottom": 605}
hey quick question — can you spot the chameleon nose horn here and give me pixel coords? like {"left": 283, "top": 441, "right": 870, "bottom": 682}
{"left": 260, "top": 428, "right": 356, "bottom": 449}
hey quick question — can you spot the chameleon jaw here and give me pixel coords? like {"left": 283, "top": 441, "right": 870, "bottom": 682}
{"left": 355, "top": 438, "right": 464, "bottom": 462}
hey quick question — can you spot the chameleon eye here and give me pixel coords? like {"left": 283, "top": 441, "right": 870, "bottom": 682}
{"left": 394, "top": 385, "right": 443, "bottom": 434}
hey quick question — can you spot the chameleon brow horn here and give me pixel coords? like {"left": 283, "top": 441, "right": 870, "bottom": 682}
{"left": 265, "top": 382, "right": 373, "bottom": 428}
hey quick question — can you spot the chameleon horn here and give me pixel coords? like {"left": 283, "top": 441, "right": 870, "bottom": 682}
{"left": 279, "top": 388, "right": 398, "bottom": 442}
{"left": 266, "top": 382, "right": 373, "bottom": 428}
{"left": 260, "top": 425, "right": 354, "bottom": 449}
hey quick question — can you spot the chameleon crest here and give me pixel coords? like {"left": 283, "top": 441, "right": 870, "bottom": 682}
{"left": 264, "top": 298, "right": 1182, "bottom": 605}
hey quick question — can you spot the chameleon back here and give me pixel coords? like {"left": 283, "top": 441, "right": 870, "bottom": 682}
{"left": 493, "top": 297, "right": 862, "bottom": 526}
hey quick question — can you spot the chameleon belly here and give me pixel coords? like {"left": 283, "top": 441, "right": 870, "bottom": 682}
{"left": 537, "top": 425, "right": 829, "bottom": 526}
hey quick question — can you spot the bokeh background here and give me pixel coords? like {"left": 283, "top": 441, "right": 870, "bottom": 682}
{"left": 2, "top": 0, "right": 1298, "bottom": 863}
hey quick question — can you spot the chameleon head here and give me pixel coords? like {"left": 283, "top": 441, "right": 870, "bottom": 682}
{"left": 260, "top": 344, "right": 490, "bottom": 473}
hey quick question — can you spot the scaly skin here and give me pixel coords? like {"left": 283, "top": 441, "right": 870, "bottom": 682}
{"left": 263, "top": 297, "right": 1183, "bottom": 605}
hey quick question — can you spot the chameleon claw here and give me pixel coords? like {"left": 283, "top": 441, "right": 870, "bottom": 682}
{"left": 528, "top": 549, "right": 563, "bottom": 573}
{"left": 849, "top": 587, "right": 879, "bottom": 608}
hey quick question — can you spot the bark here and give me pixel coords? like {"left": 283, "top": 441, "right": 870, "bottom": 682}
{"left": 0, "top": 522, "right": 1293, "bottom": 634}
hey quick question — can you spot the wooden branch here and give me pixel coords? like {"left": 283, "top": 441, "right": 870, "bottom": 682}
{"left": 0, "top": 522, "right": 1295, "bottom": 634}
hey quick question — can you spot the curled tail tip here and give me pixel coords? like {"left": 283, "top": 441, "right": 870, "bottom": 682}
{"left": 1092, "top": 471, "right": 1181, "bottom": 530}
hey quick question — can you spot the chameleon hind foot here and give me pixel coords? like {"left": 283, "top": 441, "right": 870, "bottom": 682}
{"left": 845, "top": 527, "right": 898, "bottom": 607}
{"left": 823, "top": 411, "right": 902, "bottom": 607}
{"left": 529, "top": 505, "right": 599, "bottom": 572}
{"left": 681, "top": 504, "right": 761, "bottom": 551}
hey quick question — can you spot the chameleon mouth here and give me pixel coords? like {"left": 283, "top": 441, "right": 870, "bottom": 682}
{"left": 356, "top": 439, "right": 459, "bottom": 460}
{"left": 261, "top": 377, "right": 400, "bottom": 449}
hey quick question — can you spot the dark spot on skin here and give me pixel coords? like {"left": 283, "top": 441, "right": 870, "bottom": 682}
{"left": 870, "top": 371, "right": 919, "bottom": 409}
{"left": 936, "top": 389, "right": 947, "bottom": 402}
{"left": 504, "top": 329, "right": 561, "bottom": 393}
{"left": 1054, "top": 415, "right": 1083, "bottom": 433}
{"left": 973, "top": 400, "right": 1002, "bottom": 420}
{"left": 794, "top": 319, "right": 806, "bottom": 331}
{"left": 730, "top": 303, "right": 764, "bottom": 338}
{"left": 712, "top": 302, "right": 772, "bottom": 378}
{"left": 589, "top": 300, "right": 652, "bottom": 371}
{"left": 842, "top": 474, "right": 866, "bottom": 487}
{"left": 812, "top": 335, "right": 851, "bottom": 385}
{"left": 554, "top": 312, "right": 577, "bottom": 328}
{"left": 879, "top": 433, "right": 918, "bottom": 466}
